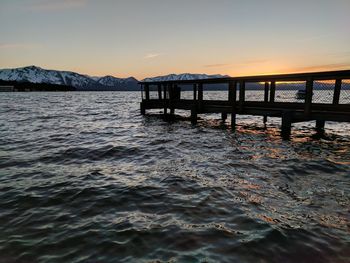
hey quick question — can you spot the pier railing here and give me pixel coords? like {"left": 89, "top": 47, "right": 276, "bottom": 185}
{"left": 140, "top": 70, "right": 350, "bottom": 138}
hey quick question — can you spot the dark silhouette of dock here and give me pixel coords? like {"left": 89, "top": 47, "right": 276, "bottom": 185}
{"left": 139, "top": 70, "right": 350, "bottom": 139}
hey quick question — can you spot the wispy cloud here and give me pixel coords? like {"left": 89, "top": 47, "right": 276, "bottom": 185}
{"left": 144, "top": 53, "right": 162, "bottom": 59}
{"left": 289, "top": 63, "right": 350, "bottom": 73}
{"left": 30, "top": 0, "right": 87, "bottom": 11}
{"left": 242, "top": 59, "right": 269, "bottom": 64}
{"left": 0, "top": 43, "right": 41, "bottom": 49}
{"left": 203, "top": 59, "right": 269, "bottom": 69}
{"left": 203, "top": 63, "right": 231, "bottom": 68}
{"left": 203, "top": 59, "right": 269, "bottom": 68}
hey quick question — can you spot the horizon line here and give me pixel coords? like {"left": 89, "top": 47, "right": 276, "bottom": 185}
{"left": 1, "top": 64, "right": 350, "bottom": 80}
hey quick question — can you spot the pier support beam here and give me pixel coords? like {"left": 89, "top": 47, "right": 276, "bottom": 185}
{"left": 239, "top": 81, "right": 245, "bottom": 113}
{"left": 169, "top": 84, "right": 176, "bottom": 117}
{"left": 231, "top": 113, "right": 236, "bottom": 131}
{"left": 163, "top": 84, "right": 168, "bottom": 117}
{"left": 304, "top": 79, "right": 314, "bottom": 117}
{"left": 221, "top": 112, "right": 227, "bottom": 122}
{"left": 191, "top": 105, "right": 197, "bottom": 124}
{"left": 229, "top": 81, "right": 237, "bottom": 132}
{"left": 193, "top": 84, "right": 197, "bottom": 100}
{"left": 157, "top": 84, "right": 162, "bottom": 100}
{"left": 333, "top": 79, "right": 342, "bottom": 105}
{"left": 198, "top": 83, "right": 203, "bottom": 112}
{"left": 163, "top": 108, "right": 168, "bottom": 120}
{"left": 140, "top": 103, "right": 146, "bottom": 115}
{"left": 263, "top": 116, "right": 267, "bottom": 128}
{"left": 281, "top": 111, "right": 292, "bottom": 140}
{"left": 270, "top": 81, "right": 276, "bottom": 103}
{"left": 315, "top": 120, "right": 325, "bottom": 135}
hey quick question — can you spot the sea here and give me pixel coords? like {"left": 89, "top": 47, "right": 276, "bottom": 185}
{"left": 0, "top": 91, "right": 349, "bottom": 263}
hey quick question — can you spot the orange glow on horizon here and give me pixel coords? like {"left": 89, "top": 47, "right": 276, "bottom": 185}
{"left": 3, "top": 61, "right": 349, "bottom": 81}
{"left": 84, "top": 64, "right": 350, "bottom": 80}
{"left": 227, "top": 64, "right": 350, "bottom": 79}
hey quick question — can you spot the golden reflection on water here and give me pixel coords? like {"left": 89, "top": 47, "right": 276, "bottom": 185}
{"left": 258, "top": 214, "right": 278, "bottom": 224}
{"left": 318, "top": 214, "right": 349, "bottom": 230}
{"left": 326, "top": 158, "right": 350, "bottom": 165}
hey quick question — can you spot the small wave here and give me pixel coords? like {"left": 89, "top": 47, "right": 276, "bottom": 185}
{"left": 38, "top": 144, "right": 142, "bottom": 164}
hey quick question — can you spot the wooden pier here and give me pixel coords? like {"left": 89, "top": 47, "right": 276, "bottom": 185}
{"left": 139, "top": 70, "right": 350, "bottom": 139}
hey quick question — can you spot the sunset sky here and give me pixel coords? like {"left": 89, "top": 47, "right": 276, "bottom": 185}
{"left": 0, "top": 0, "right": 349, "bottom": 79}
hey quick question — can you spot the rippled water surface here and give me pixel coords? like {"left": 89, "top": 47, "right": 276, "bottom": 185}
{"left": 0, "top": 92, "right": 349, "bottom": 263}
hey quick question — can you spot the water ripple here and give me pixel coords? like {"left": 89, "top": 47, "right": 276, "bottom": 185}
{"left": 0, "top": 92, "right": 349, "bottom": 262}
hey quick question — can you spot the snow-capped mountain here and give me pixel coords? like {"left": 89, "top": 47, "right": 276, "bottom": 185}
{"left": 143, "top": 73, "right": 229, "bottom": 82}
{"left": 95, "top": 76, "right": 138, "bottom": 88}
{"left": 0, "top": 66, "right": 98, "bottom": 89}
{"left": 0, "top": 66, "right": 139, "bottom": 90}
{"left": 0, "top": 66, "right": 230, "bottom": 91}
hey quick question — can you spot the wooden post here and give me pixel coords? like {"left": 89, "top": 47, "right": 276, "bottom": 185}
{"left": 170, "top": 84, "right": 175, "bottom": 115}
{"left": 239, "top": 81, "right": 245, "bottom": 112}
{"left": 231, "top": 113, "right": 236, "bottom": 131}
{"left": 316, "top": 119, "right": 325, "bottom": 135}
{"left": 163, "top": 84, "right": 167, "bottom": 115}
{"left": 263, "top": 116, "right": 267, "bottom": 127}
{"left": 158, "top": 84, "right": 162, "bottom": 100}
{"left": 264, "top": 82, "right": 269, "bottom": 102}
{"left": 174, "top": 84, "right": 180, "bottom": 100}
{"left": 168, "top": 83, "right": 172, "bottom": 101}
{"left": 193, "top": 84, "right": 197, "bottom": 101}
{"left": 221, "top": 112, "right": 227, "bottom": 121}
{"left": 333, "top": 79, "right": 342, "bottom": 105}
{"left": 304, "top": 79, "right": 314, "bottom": 117}
{"left": 192, "top": 83, "right": 198, "bottom": 124}
{"left": 229, "top": 81, "right": 237, "bottom": 131}
{"left": 229, "top": 81, "right": 237, "bottom": 103}
{"left": 198, "top": 83, "right": 203, "bottom": 111}
{"left": 270, "top": 81, "right": 276, "bottom": 103}
{"left": 163, "top": 84, "right": 167, "bottom": 100}
{"left": 263, "top": 82, "right": 269, "bottom": 126}
{"left": 140, "top": 102, "right": 146, "bottom": 115}
{"left": 141, "top": 84, "right": 144, "bottom": 100}
{"left": 281, "top": 111, "right": 292, "bottom": 140}
{"left": 191, "top": 105, "right": 197, "bottom": 124}
{"left": 145, "top": 83, "right": 150, "bottom": 100}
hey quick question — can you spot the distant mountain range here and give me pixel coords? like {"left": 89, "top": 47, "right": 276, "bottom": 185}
{"left": 143, "top": 73, "right": 229, "bottom": 82}
{"left": 0, "top": 66, "right": 138, "bottom": 91}
{"left": 0, "top": 66, "right": 228, "bottom": 91}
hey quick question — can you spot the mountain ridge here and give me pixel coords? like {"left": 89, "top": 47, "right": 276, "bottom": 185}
{"left": 0, "top": 66, "right": 230, "bottom": 91}
{"left": 142, "top": 73, "right": 229, "bottom": 82}
{"left": 0, "top": 66, "right": 139, "bottom": 91}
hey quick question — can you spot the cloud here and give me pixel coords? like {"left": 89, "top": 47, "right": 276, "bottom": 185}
{"left": 0, "top": 43, "right": 41, "bottom": 49}
{"left": 144, "top": 53, "right": 162, "bottom": 59}
{"left": 289, "top": 63, "right": 350, "bottom": 73}
{"left": 203, "top": 63, "right": 231, "bottom": 68}
{"left": 203, "top": 59, "right": 269, "bottom": 69}
{"left": 243, "top": 59, "right": 269, "bottom": 64}
{"left": 30, "top": 0, "right": 87, "bottom": 11}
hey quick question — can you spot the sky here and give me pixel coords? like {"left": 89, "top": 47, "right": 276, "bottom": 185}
{"left": 0, "top": 0, "right": 349, "bottom": 79}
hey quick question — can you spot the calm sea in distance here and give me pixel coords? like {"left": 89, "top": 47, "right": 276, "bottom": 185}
{"left": 0, "top": 91, "right": 349, "bottom": 262}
